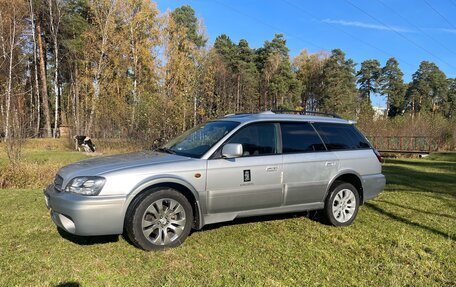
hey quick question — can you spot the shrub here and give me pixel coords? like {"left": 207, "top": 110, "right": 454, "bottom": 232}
{"left": 0, "top": 162, "right": 61, "bottom": 189}
{"left": 358, "top": 113, "right": 455, "bottom": 151}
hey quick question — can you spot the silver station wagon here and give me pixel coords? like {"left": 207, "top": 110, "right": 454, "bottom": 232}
{"left": 44, "top": 111, "right": 386, "bottom": 250}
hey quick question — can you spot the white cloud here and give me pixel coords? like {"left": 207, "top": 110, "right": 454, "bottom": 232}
{"left": 435, "top": 28, "right": 456, "bottom": 34}
{"left": 321, "top": 19, "right": 413, "bottom": 33}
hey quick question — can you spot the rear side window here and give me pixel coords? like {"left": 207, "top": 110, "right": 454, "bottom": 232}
{"left": 313, "top": 123, "right": 371, "bottom": 151}
{"left": 280, "top": 123, "right": 326, "bottom": 153}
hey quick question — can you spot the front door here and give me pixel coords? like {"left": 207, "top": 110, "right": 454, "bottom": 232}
{"left": 206, "top": 123, "right": 283, "bottom": 213}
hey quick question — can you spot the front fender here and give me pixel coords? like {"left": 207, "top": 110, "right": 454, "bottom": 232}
{"left": 120, "top": 175, "right": 204, "bottom": 229}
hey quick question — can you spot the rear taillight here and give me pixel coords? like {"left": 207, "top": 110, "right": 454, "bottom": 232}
{"left": 373, "top": 149, "right": 382, "bottom": 163}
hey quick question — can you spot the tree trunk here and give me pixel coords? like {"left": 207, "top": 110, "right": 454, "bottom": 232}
{"left": 386, "top": 94, "right": 390, "bottom": 117}
{"left": 28, "top": 61, "right": 34, "bottom": 132}
{"left": 418, "top": 95, "right": 422, "bottom": 117}
{"left": 264, "top": 79, "right": 269, "bottom": 110}
{"left": 87, "top": 76, "right": 99, "bottom": 134}
{"left": 49, "top": 0, "right": 61, "bottom": 138}
{"left": 236, "top": 73, "right": 240, "bottom": 112}
{"left": 75, "top": 66, "right": 80, "bottom": 134}
{"left": 4, "top": 10, "right": 16, "bottom": 140}
{"left": 182, "top": 106, "right": 186, "bottom": 132}
{"left": 52, "top": 40, "right": 59, "bottom": 138}
{"left": 130, "top": 75, "right": 138, "bottom": 131}
{"left": 193, "top": 95, "right": 197, "bottom": 127}
{"left": 29, "top": 0, "right": 41, "bottom": 137}
{"left": 129, "top": 25, "right": 138, "bottom": 133}
{"left": 71, "top": 65, "right": 81, "bottom": 134}
{"left": 411, "top": 96, "right": 415, "bottom": 120}
{"left": 36, "top": 19, "right": 52, "bottom": 137}
{"left": 0, "top": 11, "right": 6, "bottom": 58}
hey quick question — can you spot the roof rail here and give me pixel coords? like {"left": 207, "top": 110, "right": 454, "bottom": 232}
{"left": 270, "top": 109, "right": 341, "bottom": 118}
{"left": 224, "top": 113, "right": 252, "bottom": 117}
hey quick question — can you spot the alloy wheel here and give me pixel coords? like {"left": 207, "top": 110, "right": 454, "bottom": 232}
{"left": 141, "top": 198, "right": 186, "bottom": 245}
{"left": 332, "top": 188, "right": 356, "bottom": 223}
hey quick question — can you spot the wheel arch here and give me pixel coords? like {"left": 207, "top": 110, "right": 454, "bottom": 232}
{"left": 325, "top": 171, "right": 364, "bottom": 204}
{"left": 122, "top": 176, "right": 203, "bottom": 230}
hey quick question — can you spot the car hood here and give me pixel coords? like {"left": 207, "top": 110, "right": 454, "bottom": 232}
{"left": 57, "top": 150, "right": 189, "bottom": 180}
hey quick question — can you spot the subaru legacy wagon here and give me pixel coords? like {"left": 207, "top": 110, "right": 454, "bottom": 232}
{"left": 44, "top": 111, "right": 385, "bottom": 250}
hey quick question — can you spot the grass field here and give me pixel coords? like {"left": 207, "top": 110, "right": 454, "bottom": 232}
{"left": 0, "top": 143, "right": 455, "bottom": 286}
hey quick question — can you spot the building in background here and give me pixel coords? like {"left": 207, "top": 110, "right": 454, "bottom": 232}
{"left": 372, "top": 106, "right": 386, "bottom": 120}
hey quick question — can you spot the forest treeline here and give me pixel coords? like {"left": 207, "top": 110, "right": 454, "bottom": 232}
{"left": 0, "top": 0, "right": 455, "bottom": 144}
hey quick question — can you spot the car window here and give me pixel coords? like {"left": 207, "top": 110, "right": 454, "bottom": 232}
{"left": 281, "top": 123, "right": 326, "bottom": 153}
{"left": 313, "top": 123, "right": 371, "bottom": 150}
{"left": 227, "top": 123, "right": 278, "bottom": 156}
{"left": 164, "top": 120, "right": 240, "bottom": 158}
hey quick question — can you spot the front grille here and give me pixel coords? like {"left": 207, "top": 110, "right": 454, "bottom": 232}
{"left": 54, "top": 175, "right": 63, "bottom": 192}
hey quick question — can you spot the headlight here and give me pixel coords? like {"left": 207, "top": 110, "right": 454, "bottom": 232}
{"left": 65, "top": 176, "right": 106, "bottom": 196}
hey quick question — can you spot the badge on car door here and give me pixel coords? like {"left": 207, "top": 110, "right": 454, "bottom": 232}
{"left": 243, "top": 170, "right": 251, "bottom": 182}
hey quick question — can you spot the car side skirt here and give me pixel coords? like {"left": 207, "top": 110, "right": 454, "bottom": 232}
{"left": 202, "top": 202, "right": 324, "bottom": 226}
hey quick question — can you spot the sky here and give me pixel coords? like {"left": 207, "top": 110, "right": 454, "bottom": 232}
{"left": 155, "top": 0, "right": 456, "bottom": 108}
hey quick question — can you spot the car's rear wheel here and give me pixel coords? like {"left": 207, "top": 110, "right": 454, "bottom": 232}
{"left": 125, "top": 188, "right": 193, "bottom": 250}
{"left": 324, "top": 181, "right": 360, "bottom": 226}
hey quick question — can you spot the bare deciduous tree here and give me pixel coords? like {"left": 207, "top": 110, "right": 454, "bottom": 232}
{"left": 48, "top": 0, "right": 63, "bottom": 138}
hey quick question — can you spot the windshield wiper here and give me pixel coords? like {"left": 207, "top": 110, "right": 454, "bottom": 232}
{"left": 157, "top": 147, "right": 176, "bottom": 154}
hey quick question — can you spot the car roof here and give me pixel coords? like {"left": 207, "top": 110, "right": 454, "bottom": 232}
{"left": 219, "top": 111, "right": 355, "bottom": 125}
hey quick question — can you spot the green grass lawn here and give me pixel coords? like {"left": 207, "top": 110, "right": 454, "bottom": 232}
{"left": 0, "top": 151, "right": 455, "bottom": 286}
{"left": 0, "top": 139, "right": 88, "bottom": 168}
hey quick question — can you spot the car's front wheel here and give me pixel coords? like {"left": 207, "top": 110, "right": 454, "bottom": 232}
{"left": 125, "top": 188, "right": 193, "bottom": 251}
{"left": 324, "top": 181, "right": 360, "bottom": 226}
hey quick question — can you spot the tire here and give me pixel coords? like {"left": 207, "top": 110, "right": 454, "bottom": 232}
{"left": 324, "top": 181, "right": 360, "bottom": 226}
{"left": 125, "top": 188, "right": 193, "bottom": 251}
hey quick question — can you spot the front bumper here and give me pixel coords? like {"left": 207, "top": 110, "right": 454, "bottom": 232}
{"left": 361, "top": 174, "right": 386, "bottom": 203}
{"left": 44, "top": 184, "right": 126, "bottom": 236}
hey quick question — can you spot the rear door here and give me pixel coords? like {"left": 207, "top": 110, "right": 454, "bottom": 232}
{"left": 281, "top": 122, "right": 339, "bottom": 205}
{"left": 206, "top": 123, "right": 283, "bottom": 213}
{"left": 312, "top": 123, "right": 378, "bottom": 175}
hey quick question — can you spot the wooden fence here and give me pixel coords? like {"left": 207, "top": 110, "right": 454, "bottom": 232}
{"left": 367, "top": 136, "right": 438, "bottom": 154}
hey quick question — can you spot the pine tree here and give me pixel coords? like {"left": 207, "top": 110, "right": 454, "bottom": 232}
{"left": 319, "top": 49, "right": 357, "bottom": 118}
{"left": 214, "top": 34, "right": 235, "bottom": 62}
{"left": 357, "top": 59, "right": 380, "bottom": 116}
{"left": 407, "top": 61, "right": 448, "bottom": 116}
{"left": 379, "top": 58, "right": 406, "bottom": 117}
{"left": 213, "top": 34, "right": 235, "bottom": 112}
{"left": 235, "top": 39, "right": 259, "bottom": 112}
{"left": 256, "top": 34, "right": 299, "bottom": 110}
{"left": 444, "top": 78, "right": 455, "bottom": 118}
{"left": 59, "top": 0, "right": 91, "bottom": 134}
{"left": 171, "top": 5, "right": 206, "bottom": 48}
{"left": 213, "top": 35, "right": 259, "bottom": 112}
{"left": 35, "top": 3, "right": 53, "bottom": 137}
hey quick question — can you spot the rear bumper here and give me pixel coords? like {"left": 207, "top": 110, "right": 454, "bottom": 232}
{"left": 44, "top": 184, "right": 126, "bottom": 236}
{"left": 361, "top": 174, "right": 386, "bottom": 203}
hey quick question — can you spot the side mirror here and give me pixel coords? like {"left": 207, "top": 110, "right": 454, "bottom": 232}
{"left": 222, "top": 143, "right": 243, "bottom": 158}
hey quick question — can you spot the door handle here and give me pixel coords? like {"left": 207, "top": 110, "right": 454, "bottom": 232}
{"left": 266, "top": 166, "right": 279, "bottom": 172}
{"left": 325, "top": 162, "right": 336, "bottom": 166}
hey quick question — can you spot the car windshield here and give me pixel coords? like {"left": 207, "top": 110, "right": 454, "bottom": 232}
{"left": 161, "top": 120, "right": 240, "bottom": 158}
